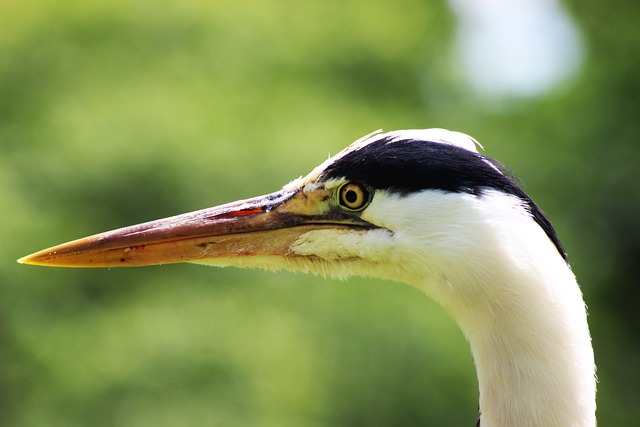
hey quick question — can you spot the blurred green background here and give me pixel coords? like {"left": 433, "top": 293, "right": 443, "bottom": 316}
{"left": 1, "top": 0, "right": 638, "bottom": 426}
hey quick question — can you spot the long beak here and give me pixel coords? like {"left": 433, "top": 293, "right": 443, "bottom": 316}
{"left": 18, "top": 188, "right": 374, "bottom": 268}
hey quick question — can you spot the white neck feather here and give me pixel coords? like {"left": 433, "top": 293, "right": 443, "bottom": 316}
{"left": 445, "top": 242, "right": 596, "bottom": 427}
{"left": 377, "top": 190, "right": 597, "bottom": 426}
{"left": 460, "top": 273, "right": 595, "bottom": 427}
{"left": 291, "top": 189, "right": 597, "bottom": 426}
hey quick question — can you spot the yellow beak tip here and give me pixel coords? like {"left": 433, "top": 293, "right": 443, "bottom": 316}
{"left": 17, "top": 251, "right": 54, "bottom": 266}
{"left": 17, "top": 255, "right": 37, "bottom": 265}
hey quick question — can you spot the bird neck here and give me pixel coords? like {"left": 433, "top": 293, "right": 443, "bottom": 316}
{"left": 433, "top": 251, "right": 596, "bottom": 427}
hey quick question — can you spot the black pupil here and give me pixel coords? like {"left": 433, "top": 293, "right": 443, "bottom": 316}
{"left": 345, "top": 189, "right": 358, "bottom": 204}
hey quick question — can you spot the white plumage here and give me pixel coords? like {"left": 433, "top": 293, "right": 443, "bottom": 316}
{"left": 284, "top": 188, "right": 596, "bottom": 426}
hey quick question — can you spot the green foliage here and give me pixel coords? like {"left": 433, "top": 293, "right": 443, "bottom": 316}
{"left": 1, "top": 0, "right": 638, "bottom": 425}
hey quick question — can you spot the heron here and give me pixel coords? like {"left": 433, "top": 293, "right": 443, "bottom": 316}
{"left": 19, "top": 129, "right": 596, "bottom": 426}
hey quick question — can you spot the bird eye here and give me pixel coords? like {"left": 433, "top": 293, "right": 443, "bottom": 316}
{"left": 338, "top": 182, "right": 371, "bottom": 211}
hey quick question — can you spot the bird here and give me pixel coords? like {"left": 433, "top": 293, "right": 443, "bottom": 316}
{"left": 19, "top": 129, "right": 596, "bottom": 426}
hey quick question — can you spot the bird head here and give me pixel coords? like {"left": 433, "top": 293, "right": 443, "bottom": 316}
{"left": 19, "top": 129, "right": 565, "bottom": 292}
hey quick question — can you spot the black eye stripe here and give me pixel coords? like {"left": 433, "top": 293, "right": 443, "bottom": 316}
{"left": 320, "top": 135, "right": 567, "bottom": 261}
